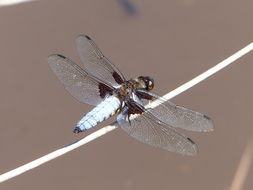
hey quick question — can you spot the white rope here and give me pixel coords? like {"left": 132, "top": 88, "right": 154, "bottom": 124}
{"left": 0, "top": 42, "right": 252, "bottom": 183}
{"left": 149, "top": 42, "right": 253, "bottom": 108}
{"left": 0, "top": 0, "right": 35, "bottom": 6}
{"left": 0, "top": 125, "right": 117, "bottom": 182}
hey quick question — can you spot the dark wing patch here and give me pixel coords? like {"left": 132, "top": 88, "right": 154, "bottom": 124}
{"left": 135, "top": 90, "right": 155, "bottom": 100}
{"left": 112, "top": 71, "right": 124, "bottom": 84}
{"left": 98, "top": 83, "right": 113, "bottom": 99}
{"left": 126, "top": 100, "right": 145, "bottom": 115}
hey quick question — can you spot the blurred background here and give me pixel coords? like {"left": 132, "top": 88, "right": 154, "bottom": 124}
{"left": 0, "top": 0, "right": 252, "bottom": 189}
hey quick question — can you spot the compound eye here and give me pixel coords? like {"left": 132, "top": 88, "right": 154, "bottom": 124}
{"left": 147, "top": 78, "right": 154, "bottom": 90}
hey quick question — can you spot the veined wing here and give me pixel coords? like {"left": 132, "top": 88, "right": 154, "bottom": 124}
{"left": 117, "top": 100, "right": 198, "bottom": 156}
{"left": 48, "top": 54, "right": 114, "bottom": 106}
{"left": 75, "top": 35, "right": 126, "bottom": 87}
{"left": 136, "top": 89, "right": 214, "bottom": 132}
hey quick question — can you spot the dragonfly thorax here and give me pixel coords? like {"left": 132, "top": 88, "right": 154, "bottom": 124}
{"left": 132, "top": 76, "right": 154, "bottom": 91}
{"left": 115, "top": 76, "right": 154, "bottom": 103}
{"left": 117, "top": 81, "right": 134, "bottom": 97}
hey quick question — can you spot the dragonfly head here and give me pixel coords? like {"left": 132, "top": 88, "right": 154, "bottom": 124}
{"left": 136, "top": 76, "right": 154, "bottom": 91}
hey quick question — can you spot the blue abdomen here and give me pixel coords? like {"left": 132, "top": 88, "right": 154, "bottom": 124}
{"left": 75, "top": 96, "right": 120, "bottom": 132}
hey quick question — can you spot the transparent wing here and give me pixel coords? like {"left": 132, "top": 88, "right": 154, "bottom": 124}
{"left": 75, "top": 35, "right": 126, "bottom": 87}
{"left": 48, "top": 54, "right": 114, "bottom": 106}
{"left": 117, "top": 102, "right": 198, "bottom": 156}
{"left": 137, "top": 90, "right": 214, "bottom": 132}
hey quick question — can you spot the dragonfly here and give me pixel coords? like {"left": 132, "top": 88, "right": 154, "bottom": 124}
{"left": 48, "top": 35, "right": 214, "bottom": 156}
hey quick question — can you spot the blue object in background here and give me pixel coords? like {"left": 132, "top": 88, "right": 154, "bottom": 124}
{"left": 117, "top": 0, "right": 138, "bottom": 15}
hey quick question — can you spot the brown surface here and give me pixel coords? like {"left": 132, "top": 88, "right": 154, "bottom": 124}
{"left": 0, "top": 0, "right": 253, "bottom": 189}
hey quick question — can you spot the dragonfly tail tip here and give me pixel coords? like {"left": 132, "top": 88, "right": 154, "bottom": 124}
{"left": 73, "top": 127, "right": 82, "bottom": 134}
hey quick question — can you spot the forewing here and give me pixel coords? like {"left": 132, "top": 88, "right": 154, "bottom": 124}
{"left": 75, "top": 35, "right": 126, "bottom": 87}
{"left": 48, "top": 54, "right": 114, "bottom": 106}
{"left": 137, "top": 90, "right": 214, "bottom": 132}
{"left": 117, "top": 102, "right": 198, "bottom": 156}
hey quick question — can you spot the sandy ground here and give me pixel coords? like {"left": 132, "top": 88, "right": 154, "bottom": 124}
{"left": 0, "top": 0, "right": 252, "bottom": 189}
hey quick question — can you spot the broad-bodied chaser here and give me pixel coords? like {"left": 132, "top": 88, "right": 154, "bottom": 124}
{"left": 48, "top": 35, "right": 214, "bottom": 156}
